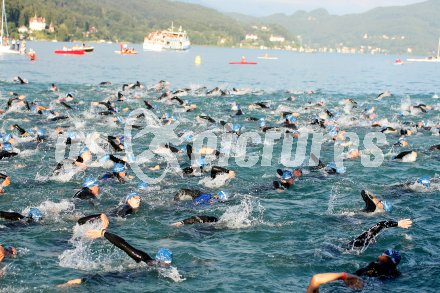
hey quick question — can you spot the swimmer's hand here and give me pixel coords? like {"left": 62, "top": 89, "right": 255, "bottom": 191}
{"left": 170, "top": 221, "right": 184, "bottom": 227}
{"left": 57, "top": 278, "right": 83, "bottom": 288}
{"left": 344, "top": 273, "right": 364, "bottom": 290}
{"left": 2, "top": 177, "right": 11, "bottom": 187}
{"left": 85, "top": 229, "right": 105, "bottom": 239}
{"left": 398, "top": 219, "right": 412, "bottom": 229}
{"left": 100, "top": 214, "right": 109, "bottom": 230}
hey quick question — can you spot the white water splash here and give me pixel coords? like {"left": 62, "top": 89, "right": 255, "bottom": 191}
{"left": 198, "top": 173, "right": 230, "bottom": 188}
{"left": 158, "top": 266, "right": 186, "bottom": 282}
{"left": 217, "top": 196, "right": 264, "bottom": 229}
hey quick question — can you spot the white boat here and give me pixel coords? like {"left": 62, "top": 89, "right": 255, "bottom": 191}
{"left": 407, "top": 38, "right": 440, "bottom": 63}
{"left": 0, "top": 0, "right": 20, "bottom": 55}
{"left": 143, "top": 22, "right": 190, "bottom": 51}
{"left": 257, "top": 53, "right": 278, "bottom": 60}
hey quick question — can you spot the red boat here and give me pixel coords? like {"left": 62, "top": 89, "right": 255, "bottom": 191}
{"left": 229, "top": 56, "right": 257, "bottom": 64}
{"left": 54, "top": 49, "right": 85, "bottom": 55}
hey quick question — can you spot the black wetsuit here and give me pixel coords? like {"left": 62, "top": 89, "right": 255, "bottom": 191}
{"left": 174, "top": 189, "right": 203, "bottom": 201}
{"left": 74, "top": 187, "right": 96, "bottom": 200}
{"left": 361, "top": 190, "right": 378, "bottom": 213}
{"left": 100, "top": 172, "right": 125, "bottom": 183}
{"left": 180, "top": 215, "right": 218, "bottom": 225}
{"left": 107, "top": 136, "right": 124, "bottom": 152}
{"left": 347, "top": 220, "right": 398, "bottom": 249}
{"left": 0, "top": 150, "right": 18, "bottom": 160}
{"left": 0, "top": 173, "right": 8, "bottom": 182}
{"left": 112, "top": 204, "right": 134, "bottom": 218}
{"left": 103, "top": 231, "right": 154, "bottom": 264}
{"left": 355, "top": 262, "right": 401, "bottom": 279}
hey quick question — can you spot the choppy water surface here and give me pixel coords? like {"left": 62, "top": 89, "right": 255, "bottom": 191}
{"left": 0, "top": 42, "right": 439, "bottom": 292}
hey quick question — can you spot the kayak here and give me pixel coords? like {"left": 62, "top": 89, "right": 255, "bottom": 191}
{"left": 229, "top": 61, "right": 257, "bottom": 65}
{"left": 54, "top": 49, "right": 85, "bottom": 55}
{"left": 114, "top": 51, "right": 138, "bottom": 55}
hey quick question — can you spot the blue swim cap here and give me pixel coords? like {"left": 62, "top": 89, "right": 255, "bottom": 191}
{"left": 286, "top": 115, "right": 296, "bottom": 123}
{"left": 417, "top": 176, "right": 431, "bottom": 187}
{"left": 113, "top": 163, "right": 125, "bottom": 173}
{"left": 37, "top": 128, "right": 46, "bottom": 136}
{"left": 79, "top": 146, "right": 90, "bottom": 155}
{"left": 3, "top": 133, "right": 12, "bottom": 143}
{"left": 28, "top": 208, "right": 43, "bottom": 222}
{"left": 83, "top": 177, "right": 98, "bottom": 188}
{"left": 381, "top": 200, "right": 392, "bottom": 212}
{"left": 282, "top": 170, "right": 293, "bottom": 180}
{"left": 155, "top": 248, "right": 172, "bottom": 264}
{"left": 233, "top": 124, "right": 241, "bottom": 132}
{"left": 126, "top": 192, "right": 139, "bottom": 202}
{"left": 259, "top": 120, "right": 266, "bottom": 127}
{"left": 217, "top": 190, "right": 228, "bottom": 201}
{"left": 119, "top": 136, "right": 125, "bottom": 144}
{"left": 197, "top": 157, "right": 206, "bottom": 167}
{"left": 137, "top": 182, "right": 148, "bottom": 190}
{"left": 184, "top": 133, "right": 193, "bottom": 142}
{"left": 165, "top": 113, "right": 171, "bottom": 119}
{"left": 2, "top": 143, "right": 12, "bottom": 152}
{"left": 383, "top": 249, "right": 401, "bottom": 265}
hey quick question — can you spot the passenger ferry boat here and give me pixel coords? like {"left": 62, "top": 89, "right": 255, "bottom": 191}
{"left": 143, "top": 23, "right": 190, "bottom": 52}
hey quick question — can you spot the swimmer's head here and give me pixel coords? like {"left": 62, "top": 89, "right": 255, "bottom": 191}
{"left": 417, "top": 176, "right": 431, "bottom": 187}
{"left": 232, "top": 124, "right": 241, "bottom": 133}
{"left": 286, "top": 115, "right": 296, "bottom": 123}
{"left": 381, "top": 249, "right": 401, "bottom": 265}
{"left": 113, "top": 163, "right": 125, "bottom": 173}
{"left": 3, "top": 245, "right": 17, "bottom": 256}
{"left": 293, "top": 169, "right": 303, "bottom": 178}
{"left": 197, "top": 157, "right": 206, "bottom": 168}
{"left": 3, "top": 133, "right": 13, "bottom": 143}
{"left": 37, "top": 128, "right": 46, "bottom": 136}
{"left": 217, "top": 191, "right": 228, "bottom": 201}
{"left": 137, "top": 182, "right": 148, "bottom": 190}
{"left": 126, "top": 192, "right": 140, "bottom": 209}
{"left": 27, "top": 208, "right": 43, "bottom": 222}
{"left": 83, "top": 176, "right": 98, "bottom": 188}
{"left": 380, "top": 200, "right": 392, "bottom": 212}
{"left": 79, "top": 146, "right": 90, "bottom": 156}
{"left": 155, "top": 248, "right": 172, "bottom": 265}
{"left": 2, "top": 143, "right": 12, "bottom": 152}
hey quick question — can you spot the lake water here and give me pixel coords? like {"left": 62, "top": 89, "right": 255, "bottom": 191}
{"left": 0, "top": 42, "right": 439, "bottom": 293}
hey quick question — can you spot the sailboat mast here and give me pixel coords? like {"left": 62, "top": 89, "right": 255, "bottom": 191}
{"left": 437, "top": 38, "right": 440, "bottom": 59}
{"left": 1, "top": 0, "right": 5, "bottom": 45}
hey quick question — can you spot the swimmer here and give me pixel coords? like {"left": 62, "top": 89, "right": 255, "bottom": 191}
{"left": 360, "top": 190, "right": 392, "bottom": 213}
{"left": 100, "top": 163, "right": 132, "bottom": 183}
{"left": 74, "top": 177, "right": 99, "bottom": 200}
{"left": 170, "top": 215, "right": 219, "bottom": 227}
{"left": 0, "top": 173, "right": 11, "bottom": 194}
{"left": 306, "top": 272, "right": 363, "bottom": 293}
{"left": 52, "top": 146, "right": 92, "bottom": 175}
{"left": 0, "top": 143, "right": 18, "bottom": 160}
{"left": 0, "top": 244, "right": 17, "bottom": 262}
{"left": 0, "top": 208, "right": 43, "bottom": 223}
{"left": 105, "top": 135, "right": 124, "bottom": 152}
{"left": 355, "top": 249, "right": 402, "bottom": 279}
{"left": 346, "top": 219, "right": 412, "bottom": 250}
{"left": 192, "top": 191, "right": 228, "bottom": 206}
{"left": 174, "top": 188, "right": 203, "bottom": 201}
{"left": 210, "top": 166, "right": 236, "bottom": 180}
{"left": 50, "top": 83, "right": 58, "bottom": 92}
{"left": 393, "top": 150, "right": 417, "bottom": 162}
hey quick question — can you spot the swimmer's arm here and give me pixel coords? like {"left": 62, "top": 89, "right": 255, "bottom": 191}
{"left": 0, "top": 211, "right": 25, "bottom": 221}
{"left": 171, "top": 215, "right": 219, "bottom": 227}
{"left": 57, "top": 278, "right": 85, "bottom": 288}
{"left": 211, "top": 166, "right": 230, "bottom": 179}
{"left": 306, "top": 272, "right": 363, "bottom": 293}
{"left": 109, "top": 154, "right": 125, "bottom": 164}
{"left": 103, "top": 231, "right": 153, "bottom": 263}
{"left": 77, "top": 214, "right": 102, "bottom": 225}
{"left": 361, "top": 190, "right": 376, "bottom": 212}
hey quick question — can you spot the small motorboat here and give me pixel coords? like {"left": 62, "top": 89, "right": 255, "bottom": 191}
{"left": 54, "top": 48, "right": 85, "bottom": 55}
{"left": 114, "top": 50, "right": 138, "bottom": 55}
{"left": 229, "top": 56, "right": 257, "bottom": 65}
{"left": 257, "top": 53, "right": 278, "bottom": 60}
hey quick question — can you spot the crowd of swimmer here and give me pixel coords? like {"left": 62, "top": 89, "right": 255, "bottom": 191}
{"left": 0, "top": 77, "right": 439, "bottom": 291}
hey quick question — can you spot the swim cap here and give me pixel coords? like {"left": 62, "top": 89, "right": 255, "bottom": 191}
{"left": 259, "top": 120, "right": 266, "bottom": 127}
{"left": 383, "top": 249, "right": 401, "bottom": 265}
{"left": 137, "top": 182, "right": 148, "bottom": 190}
{"left": 3, "top": 245, "right": 14, "bottom": 254}
{"left": 2, "top": 143, "right": 12, "bottom": 152}
{"left": 83, "top": 176, "right": 98, "bottom": 188}
{"left": 119, "top": 136, "right": 125, "bottom": 144}
{"left": 381, "top": 200, "right": 392, "bottom": 212}
{"left": 286, "top": 115, "right": 296, "bottom": 123}
{"left": 184, "top": 133, "right": 193, "bottom": 142}
{"left": 233, "top": 124, "right": 241, "bottom": 132}
{"left": 417, "top": 176, "right": 431, "bottom": 187}
{"left": 37, "top": 128, "right": 46, "bottom": 136}
{"left": 79, "top": 146, "right": 90, "bottom": 155}
{"left": 282, "top": 170, "right": 293, "bottom": 180}
{"left": 217, "top": 190, "right": 228, "bottom": 201}
{"left": 3, "top": 133, "right": 12, "bottom": 143}
{"left": 155, "top": 248, "right": 172, "bottom": 264}
{"left": 165, "top": 113, "right": 171, "bottom": 119}
{"left": 197, "top": 157, "right": 206, "bottom": 167}
{"left": 27, "top": 208, "right": 43, "bottom": 222}
{"left": 126, "top": 192, "right": 139, "bottom": 202}
{"left": 113, "top": 163, "right": 125, "bottom": 173}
